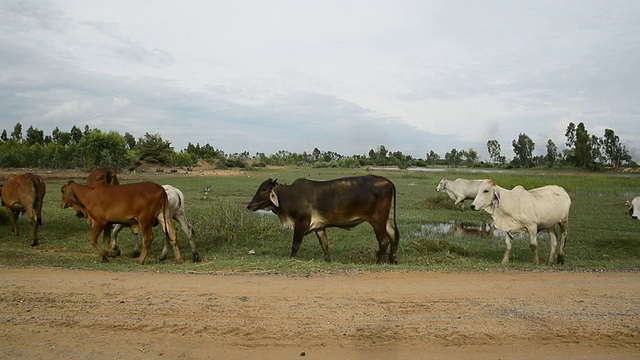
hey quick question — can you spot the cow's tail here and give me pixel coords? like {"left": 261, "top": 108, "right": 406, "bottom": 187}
{"left": 161, "top": 194, "right": 172, "bottom": 238}
{"left": 29, "top": 177, "right": 40, "bottom": 224}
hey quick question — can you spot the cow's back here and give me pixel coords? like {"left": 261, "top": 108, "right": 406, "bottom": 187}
{"left": 292, "top": 175, "right": 394, "bottom": 217}
{"left": 500, "top": 185, "right": 570, "bottom": 228}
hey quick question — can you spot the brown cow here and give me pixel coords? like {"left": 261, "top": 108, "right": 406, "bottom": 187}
{"left": 1, "top": 173, "right": 46, "bottom": 246}
{"left": 71, "top": 167, "right": 121, "bottom": 220}
{"left": 61, "top": 180, "right": 179, "bottom": 265}
{"left": 247, "top": 175, "right": 399, "bottom": 263}
{"left": 86, "top": 167, "right": 120, "bottom": 187}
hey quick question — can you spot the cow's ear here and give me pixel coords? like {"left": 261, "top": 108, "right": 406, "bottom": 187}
{"left": 492, "top": 189, "right": 500, "bottom": 208}
{"left": 269, "top": 188, "right": 279, "bottom": 207}
{"left": 68, "top": 189, "right": 80, "bottom": 205}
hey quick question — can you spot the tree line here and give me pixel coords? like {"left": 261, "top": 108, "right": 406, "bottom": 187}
{"left": 0, "top": 121, "right": 635, "bottom": 171}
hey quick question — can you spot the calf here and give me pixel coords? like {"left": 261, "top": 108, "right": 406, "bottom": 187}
{"left": 61, "top": 180, "right": 178, "bottom": 265}
{"left": 470, "top": 180, "right": 571, "bottom": 265}
{"left": 1, "top": 173, "right": 46, "bottom": 246}
{"left": 436, "top": 178, "right": 487, "bottom": 210}
{"left": 111, "top": 185, "right": 198, "bottom": 262}
{"left": 247, "top": 175, "right": 399, "bottom": 263}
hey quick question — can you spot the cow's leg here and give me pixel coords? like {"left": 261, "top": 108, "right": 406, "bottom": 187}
{"left": 26, "top": 208, "right": 38, "bottom": 246}
{"left": 386, "top": 220, "right": 399, "bottom": 264}
{"left": 372, "top": 222, "right": 391, "bottom": 264}
{"left": 89, "top": 225, "right": 109, "bottom": 262}
{"left": 131, "top": 232, "right": 141, "bottom": 258}
{"left": 290, "top": 225, "right": 306, "bottom": 258}
{"left": 557, "top": 219, "right": 569, "bottom": 265}
{"left": 548, "top": 228, "right": 558, "bottom": 265}
{"left": 175, "top": 214, "right": 199, "bottom": 262}
{"left": 502, "top": 233, "right": 513, "bottom": 264}
{"left": 454, "top": 197, "right": 464, "bottom": 211}
{"left": 6, "top": 206, "right": 19, "bottom": 236}
{"left": 109, "top": 224, "right": 124, "bottom": 257}
{"left": 159, "top": 217, "right": 182, "bottom": 264}
{"left": 137, "top": 226, "right": 155, "bottom": 265}
{"left": 527, "top": 227, "right": 540, "bottom": 265}
{"left": 159, "top": 238, "right": 171, "bottom": 261}
{"left": 314, "top": 230, "right": 332, "bottom": 262}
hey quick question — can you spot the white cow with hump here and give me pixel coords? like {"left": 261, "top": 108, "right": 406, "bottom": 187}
{"left": 628, "top": 197, "right": 640, "bottom": 219}
{"left": 469, "top": 179, "right": 571, "bottom": 265}
{"left": 436, "top": 178, "right": 487, "bottom": 210}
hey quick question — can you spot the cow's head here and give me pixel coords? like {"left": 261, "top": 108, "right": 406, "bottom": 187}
{"left": 628, "top": 197, "right": 640, "bottom": 220}
{"left": 60, "top": 181, "right": 81, "bottom": 209}
{"left": 435, "top": 179, "right": 446, "bottom": 192}
{"left": 470, "top": 180, "right": 499, "bottom": 213}
{"left": 247, "top": 178, "right": 279, "bottom": 211}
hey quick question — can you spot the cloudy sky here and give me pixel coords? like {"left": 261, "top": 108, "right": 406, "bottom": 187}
{"left": 1, "top": 1, "right": 638, "bottom": 160}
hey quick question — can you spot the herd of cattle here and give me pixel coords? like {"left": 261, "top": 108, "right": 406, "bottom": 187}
{"left": 1, "top": 169, "right": 638, "bottom": 265}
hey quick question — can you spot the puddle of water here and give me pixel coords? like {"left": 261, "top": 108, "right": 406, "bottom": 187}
{"left": 416, "top": 221, "right": 543, "bottom": 241}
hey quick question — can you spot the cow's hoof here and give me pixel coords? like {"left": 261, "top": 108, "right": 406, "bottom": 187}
{"left": 557, "top": 255, "right": 565, "bottom": 265}
{"left": 108, "top": 248, "right": 121, "bottom": 257}
{"left": 31, "top": 241, "right": 38, "bottom": 247}
{"left": 324, "top": 257, "right": 332, "bottom": 263}
{"left": 158, "top": 254, "right": 168, "bottom": 262}
{"left": 101, "top": 256, "right": 110, "bottom": 263}
{"left": 193, "top": 253, "right": 201, "bottom": 263}
{"left": 174, "top": 259, "right": 184, "bottom": 265}
{"left": 131, "top": 250, "right": 141, "bottom": 258}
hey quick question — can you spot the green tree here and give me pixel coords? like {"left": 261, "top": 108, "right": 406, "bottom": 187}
{"left": 124, "top": 132, "right": 136, "bottom": 150}
{"left": 486, "top": 139, "right": 501, "bottom": 164}
{"left": 25, "top": 126, "right": 44, "bottom": 146}
{"left": 444, "top": 148, "right": 462, "bottom": 166}
{"left": 512, "top": 133, "right": 535, "bottom": 167}
{"left": 11, "top": 122, "right": 23, "bottom": 142}
{"left": 70, "top": 125, "right": 83, "bottom": 144}
{"left": 545, "top": 139, "right": 559, "bottom": 167}
{"left": 0, "top": 130, "right": 7, "bottom": 142}
{"left": 574, "top": 122, "right": 591, "bottom": 167}
{"left": 76, "top": 130, "right": 129, "bottom": 169}
{"left": 136, "top": 133, "right": 174, "bottom": 165}
{"left": 425, "top": 150, "right": 440, "bottom": 165}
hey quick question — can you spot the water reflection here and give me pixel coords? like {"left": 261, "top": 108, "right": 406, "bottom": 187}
{"left": 417, "top": 221, "right": 497, "bottom": 238}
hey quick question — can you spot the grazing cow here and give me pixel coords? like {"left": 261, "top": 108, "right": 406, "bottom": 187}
{"left": 470, "top": 180, "right": 571, "bottom": 265}
{"left": 111, "top": 185, "right": 198, "bottom": 262}
{"left": 1, "top": 173, "right": 46, "bottom": 246}
{"left": 60, "top": 180, "right": 179, "bottom": 265}
{"left": 436, "top": 178, "right": 487, "bottom": 210}
{"left": 247, "top": 175, "right": 399, "bottom": 263}
{"left": 628, "top": 197, "right": 640, "bottom": 220}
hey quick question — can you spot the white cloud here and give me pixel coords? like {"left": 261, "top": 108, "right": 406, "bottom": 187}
{"left": 43, "top": 100, "right": 93, "bottom": 120}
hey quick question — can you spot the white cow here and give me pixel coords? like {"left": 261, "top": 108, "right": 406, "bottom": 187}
{"left": 470, "top": 180, "right": 571, "bottom": 265}
{"left": 436, "top": 178, "right": 487, "bottom": 210}
{"left": 628, "top": 197, "right": 640, "bottom": 219}
{"left": 110, "top": 185, "right": 198, "bottom": 262}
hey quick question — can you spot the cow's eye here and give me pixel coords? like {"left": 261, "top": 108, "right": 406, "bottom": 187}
{"left": 483, "top": 189, "right": 489, "bottom": 193}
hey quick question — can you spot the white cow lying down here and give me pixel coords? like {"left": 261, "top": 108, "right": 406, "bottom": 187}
{"left": 628, "top": 197, "right": 640, "bottom": 220}
{"left": 470, "top": 180, "right": 571, "bottom": 265}
{"left": 436, "top": 178, "right": 487, "bottom": 210}
{"left": 110, "top": 184, "right": 198, "bottom": 262}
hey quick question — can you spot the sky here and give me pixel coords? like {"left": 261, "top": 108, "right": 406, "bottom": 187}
{"left": 1, "top": 0, "right": 639, "bottom": 161}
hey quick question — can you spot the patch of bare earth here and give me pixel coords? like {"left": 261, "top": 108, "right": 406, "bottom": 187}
{"left": 1, "top": 268, "right": 638, "bottom": 359}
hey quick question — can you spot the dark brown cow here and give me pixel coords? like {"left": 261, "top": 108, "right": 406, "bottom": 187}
{"left": 247, "top": 175, "right": 399, "bottom": 263}
{"left": 61, "top": 180, "right": 178, "bottom": 265}
{"left": 1, "top": 173, "right": 46, "bottom": 246}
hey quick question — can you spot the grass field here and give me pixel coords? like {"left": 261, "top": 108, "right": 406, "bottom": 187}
{"left": 0, "top": 167, "right": 638, "bottom": 273}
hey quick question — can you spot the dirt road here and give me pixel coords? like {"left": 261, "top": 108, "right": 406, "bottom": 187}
{"left": 1, "top": 268, "right": 638, "bottom": 359}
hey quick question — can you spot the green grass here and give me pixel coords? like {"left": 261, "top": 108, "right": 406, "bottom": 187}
{"left": 0, "top": 167, "right": 638, "bottom": 273}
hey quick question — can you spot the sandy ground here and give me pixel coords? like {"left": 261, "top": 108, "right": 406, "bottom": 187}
{"left": 0, "top": 268, "right": 639, "bottom": 359}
